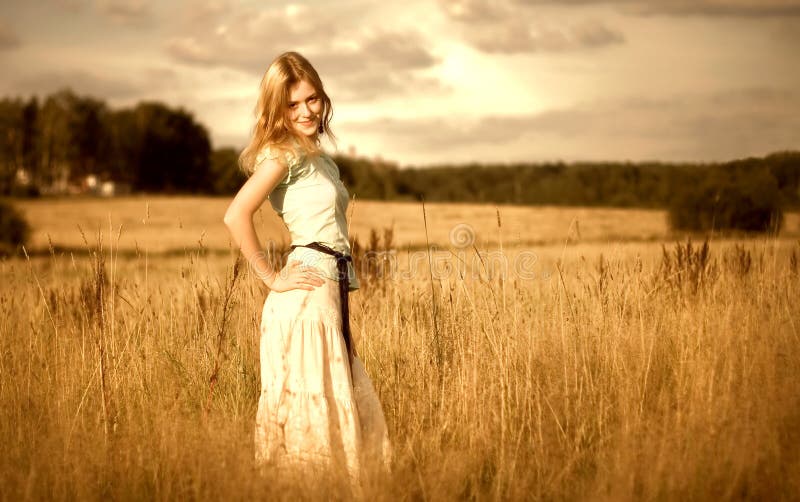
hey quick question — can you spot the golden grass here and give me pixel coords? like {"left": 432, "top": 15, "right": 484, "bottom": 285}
{"left": 2, "top": 198, "right": 799, "bottom": 500}
{"left": 17, "top": 196, "right": 799, "bottom": 252}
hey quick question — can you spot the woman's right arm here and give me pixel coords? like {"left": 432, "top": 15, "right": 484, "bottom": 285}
{"left": 223, "top": 157, "right": 324, "bottom": 292}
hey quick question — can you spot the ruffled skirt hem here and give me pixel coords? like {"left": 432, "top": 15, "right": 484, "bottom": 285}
{"left": 254, "top": 280, "right": 391, "bottom": 480}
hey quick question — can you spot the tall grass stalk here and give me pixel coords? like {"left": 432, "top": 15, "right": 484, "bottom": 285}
{"left": 1, "top": 232, "right": 799, "bottom": 500}
{"left": 205, "top": 258, "right": 242, "bottom": 414}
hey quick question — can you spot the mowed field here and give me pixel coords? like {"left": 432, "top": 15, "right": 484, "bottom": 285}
{"left": 2, "top": 196, "right": 799, "bottom": 500}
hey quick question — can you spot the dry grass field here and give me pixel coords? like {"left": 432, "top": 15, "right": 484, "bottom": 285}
{"left": 17, "top": 196, "right": 800, "bottom": 252}
{"left": 2, "top": 197, "right": 799, "bottom": 500}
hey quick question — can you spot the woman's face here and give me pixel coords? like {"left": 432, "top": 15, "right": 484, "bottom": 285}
{"left": 286, "top": 79, "right": 323, "bottom": 138}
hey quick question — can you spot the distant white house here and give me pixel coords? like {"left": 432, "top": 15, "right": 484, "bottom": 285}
{"left": 84, "top": 174, "right": 130, "bottom": 197}
{"left": 15, "top": 168, "right": 30, "bottom": 186}
{"left": 14, "top": 169, "right": 131, "bottom": 196}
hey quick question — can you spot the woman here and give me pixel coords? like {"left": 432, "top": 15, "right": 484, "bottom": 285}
{"left": 223, "top": 52, "right": 391, "bottom": 479}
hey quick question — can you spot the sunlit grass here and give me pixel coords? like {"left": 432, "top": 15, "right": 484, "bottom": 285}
{"left": 1, "top": 199, "right": 799, "bottom": 500}
{"left": 18, "top": 196, "right": 798, "bottom": 252}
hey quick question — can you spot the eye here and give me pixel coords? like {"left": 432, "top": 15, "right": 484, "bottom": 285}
{"left": 288, "top": 102, "right": 298, "bottom": 109}
{"left": 308, "top": 96, "right": 319, "bottom": 103}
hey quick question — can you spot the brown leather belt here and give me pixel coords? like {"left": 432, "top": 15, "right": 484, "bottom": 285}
{"left": 290, "top": 242, "right": 353, "bottom": 356}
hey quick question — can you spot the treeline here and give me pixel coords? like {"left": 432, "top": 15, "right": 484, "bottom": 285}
{"left": 338, "top": 152, "right": 800, "bottom": 232}
{"left": 1, "top": 89, "right": 799, "bottom": 216}
{"left": 334, "top": 152, "right": 800, "bottom": 210}
{"left": 0, "top": 89, "right": 236, "bottom": 195}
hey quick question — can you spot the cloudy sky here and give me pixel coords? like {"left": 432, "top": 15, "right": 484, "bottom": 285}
{"left": 0, "top": 0, "right": 798, "bottom": 166}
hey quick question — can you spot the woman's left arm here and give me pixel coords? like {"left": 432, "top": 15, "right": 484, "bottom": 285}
{"left": 223, "top": 158, "right": 323, "bottom": 291}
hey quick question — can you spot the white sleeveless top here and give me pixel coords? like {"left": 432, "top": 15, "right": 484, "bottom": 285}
{"left": 256, "top": 146, "right": 359, "bottom": 290}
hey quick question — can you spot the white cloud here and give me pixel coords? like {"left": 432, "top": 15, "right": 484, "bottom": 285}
{"left": 3, "top": 0, "right": 798, "bottom": 164}
{"left": 163, "top": 4, "right": 445, "bottom": 101}
{"left": 339, "top": 87, "right": 800, "bottom": 164}
{"left": 627, "top": 0, "right": 800, "bottom": 16}
{"left": 95, "top": 0, "right": 153, "bottom": 25}
{"left": 439, "top": 0, "right": 511, "bottom": 22}
{"left": 439, "top": 0, "right": 625, "bottom": 53}
{"left": 511, "top": 0, "right": 800, "bottom": 17}
{"left": 468, "top": 18, "right": 624, "bottom": 53}
{"left": 13, "top": 69, "right": 144, "bottom": 99}
{"left": 46, "top": 0, "right": 154, "bottom": 23}
{"left": 165, "top": 37, "right": 215, "bottom": 65}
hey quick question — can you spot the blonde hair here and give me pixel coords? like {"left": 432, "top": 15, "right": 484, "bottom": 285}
{"left": 239, "top": 51, "right": 335, "bottom": 174}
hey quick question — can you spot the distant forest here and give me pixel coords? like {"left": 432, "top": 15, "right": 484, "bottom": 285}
{"left": 335, "top": 152, "right": 800, "bottom": 210}
{"left": 1, "top": 89, "right": 799, "bottom": 210}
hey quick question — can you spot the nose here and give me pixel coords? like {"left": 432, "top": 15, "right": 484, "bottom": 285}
{"left": 298, "top": 102, "right": 311, "bottom": 118}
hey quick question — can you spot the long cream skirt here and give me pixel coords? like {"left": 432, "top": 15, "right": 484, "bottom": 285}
{"left": 254, "top": 278, "right": 391, "bottom": 478}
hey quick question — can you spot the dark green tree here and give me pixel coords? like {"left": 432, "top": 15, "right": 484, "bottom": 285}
{"left": 209, "top": 147, "right": 246, "bottom": 194}
{"left": 0, "top": 200, "right": 29, "bottom": 255}
{"left": 668, "top": 161, "right": 783, "bottom": 233}
{"left": 133, "top": 103, "right": 211, "bottom": 192}
{"left": 0, "top": 98, "right": 23, "bottom": 195}
{"left": 67, "top": 95, "right": 109, "bottom": 181}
